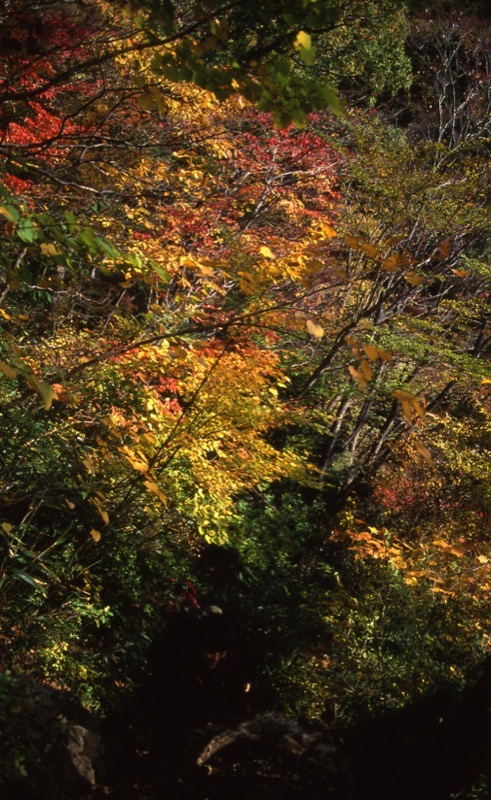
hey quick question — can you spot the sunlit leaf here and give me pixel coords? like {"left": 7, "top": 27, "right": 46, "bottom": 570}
{"left": 259, "top": 245, "right": 276, "bottom": 259}
{"left": 144, "top": 480, "right": 167, "bottom": 504}
{"left": 306, "top": 319, "right": 324, "bottom": 338}
{"left": 25, "top": 373, "right": 58, "bottom": 410}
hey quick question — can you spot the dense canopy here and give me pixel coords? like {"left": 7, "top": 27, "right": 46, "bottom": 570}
{"left": 1, "top": 0, "right": 491, "bottom": 797}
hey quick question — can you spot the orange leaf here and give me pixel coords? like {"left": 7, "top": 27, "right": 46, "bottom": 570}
{"left": 363, "top": 344, "right": 379, "bottom": 362}
{"left": 359, "top": 359, "right": 373, "bottom": 381}
{"left": 348, "top": 365, "right": 367, "bottom": 389}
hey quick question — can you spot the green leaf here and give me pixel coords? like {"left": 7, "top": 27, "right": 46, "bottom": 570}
{"left": 13, "top": 570, "right": 45, "bottom": 591}
{"left": 17, "top": 218, "right": 39, "bottom": 243}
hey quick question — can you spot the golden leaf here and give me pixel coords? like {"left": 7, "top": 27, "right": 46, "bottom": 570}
{"left": 345, "top": 235, "right": 361, "bottom": 248}
{"left": 400, "top": 400, "right": 413, "bottom": 423}
{"left": 360, "top": 242, "right": 379, "bottom": 259}
{"left": 144, "top": 480, "right": 167, "bottom": 504}
{"left": 90, "top": 529, "right": 101, "bottom": 542}
{"left": 393, "top": 389, "right": 416, "bottom": 402}
{"left": 405, "top": 271, "right": 424, "bottom": 286}
{"left": 363, "top": 344, "right": 379, "bottom": 362}
{"left": 306, "top": 320, "right": 324, "bottom": 338}
{"left": 295, "top": 30, "right": 311, "bottom": 50}
{"left": 40, "top": 243, "right": 60, "bottom": 256}
{"left": 380, "top": 255, "right": 399, "bottom": 270}
{"left": 320, "top": 223, "right": 337, "bottom": 239}
{"left": 92, "top": 497, "right": 109, "bottom": 525}
{"left": 25, "top": 373, "right": 58, "bottom": 410}
{"left": 348, "top": 365, "right": 367, "bottom": 389}
{"left": 359, "top": 359, "right": 373, "bottom": 381}
{"left": 259, "top": 246, "right": 276, "bottom": 259}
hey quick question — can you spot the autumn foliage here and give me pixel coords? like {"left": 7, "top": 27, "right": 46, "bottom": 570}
{"left": 1, "top": 3, "right": 491, "bottom": 776}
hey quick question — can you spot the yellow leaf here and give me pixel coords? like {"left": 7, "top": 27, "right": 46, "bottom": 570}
{"left": 477, "top": 555, "right": 489, "bottom": 564}
{"left": 40, "top": 243, "right": 60, "bottom": 256}
{"left": 92, "top": 497, "right": 109, "bottom": 525}
{"left": 144, "top": 480, "right": 167, "bottom": 504}
{"left": 0, "top": 359, "right": 17, "bottom": 379}
{"left": 259, "top": 246, "right": 276, "bottom": 259}
{"left": 0, "top": 205, "right": 17, "bottom": 222}
{"left": 432, "top": 538, "right": 449, "bottom": 548}
{"left": 119, "top": 446, "right": 149, "bottom": 473}
{"left": 306, "top": 320, "right": 324, "bottom": 338}
{"left": 379, "top": 349, "right": 393, "bottom": 362}
{"left": 295, "top": 30, "right": 311, "bottom": 50}
{"left": 0, "top": 308, "right": 12, "bottom": 320}
{"left": 25, "top": 373, "right": 58, "bottom": 410}
{"left": 168, "top": 346, "right": 188, "bottom": 360}
{"left": 90, "top": 529, "right": 101, "bottom": 542}
{"left": 2, "top": 522, "right": 13, "bottom": 534}
{"left": 320, "top": 223, "right": 337, "bottom": 239}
